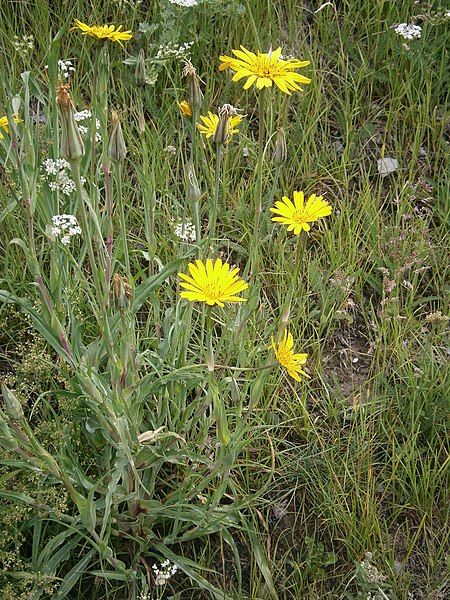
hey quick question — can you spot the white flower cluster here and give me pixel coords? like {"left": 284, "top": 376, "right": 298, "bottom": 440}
{"left": 174, "top": 220, "right": 196, "bottom": 242}
{"left": 392, "top": 23, "right": 422, "bottom": 40}
{"left": 74, "top": 110, "right": 101, "bottom": 142}
{"left": 58, "top": 59, "right": 75, "bottom": 79}
{"left": 42, "top": 159, "right": 85, "bottom": 196}
{"left": 169, "top": 0, "right": 200, "bottom": 6}
{"left": 43, "top": 158, "right": 70, "bottom": 175}
{"left": 152, "top": 560, "right": 178, "bottom": 586}
{"left": 155, "top": 41, "right": 193, "bottom": 61}
{"left": 50, "top": 214, "right": 82, "bottom": 245}
{"left": 13, "top": 34, "right": 34, "bottom": 58}
{"left": 359, "top": 552, "right": 387, "bottom": 585}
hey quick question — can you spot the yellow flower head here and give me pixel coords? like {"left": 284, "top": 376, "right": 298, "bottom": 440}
{"left": 178, "top": 258, "right": 248, "bottom": 307}
{"left": 0, "top": 114, "right": 22, "bottom": 139}
{"left": 219, "top": 46, "right": 311, "bottom": 94}
{"left": 72, "top": 19, "right": 132, "bottom": 44}
{"left": 178, "top": 100, "right": 192, "bottom": 117}
{"left": 197, "top": 111, "right": 243, "bottom": 141}
{"left": 270, "top": 191, "right": 332, "bottom": 235}
{"left": 271, "top": 330, "right": 308, "bottom": 382}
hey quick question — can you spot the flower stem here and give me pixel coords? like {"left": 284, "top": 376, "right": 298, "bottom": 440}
{"left": 104, "top": 162, "right": 113, "bottom": 303}
{"left": 115, "top": 162, "right": 131, "bottom": 280}
{"left": 208, "top": 145, "right": 222, "bottom": 253}
{"left": 205, "top": 306, "right": 215, "bottom": 372}
{"left": 251, "top": 89, "right": 266, "bottom": 276}
{"left": 287, "top": 233, "right": 306, "bottom": 312}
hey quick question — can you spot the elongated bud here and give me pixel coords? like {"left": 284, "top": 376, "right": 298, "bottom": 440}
{"left": 56, "top": 85, "right": 85, "bottom": 162}
{"left": 108, "top": 111, "right": 127, "bottom": 163}
{"left": 183, "top": 60, "right": 203, "bottom": 112}
{"left": 214, "top": 104, "right": 235, "bottom": 147}
{"left": 135, "top": 49, "right": 147, "bottom": 86}
{"left": 1, "top": 384, "right": 24, "bottom": 420}
{"left": 186, "top": 161, "right": 200, "bottom": 202}
{"left": 111, "top": 273, "right": 132, "bottom": 309}
{"left": 0, "top": 410, "right": 18, "bottom": 450}
{"left": 273, "top": 127, "right": 287, "bottom": 166}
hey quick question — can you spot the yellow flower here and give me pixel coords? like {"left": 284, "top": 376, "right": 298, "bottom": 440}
{"left": 0, "top": 114, "right": 22, "bottom": 139}
{"left": 271, "top": 331, "right": 308, "bottom": 382}
{"left": 270, "top": 191, "right": 332, "bottom": 235}
{"left": 178, "top": 258, "right": 248, "bottom": 307}
{"left": 197, "top": 111, "right": 243, "bottom": 140}
{"left": 72, "top": 19, "right": 132, "bottom": 44}
{"left": 178, "top": 100, "right": 192, "bottom": 117}
{"left": 219, "top": 46, "right": 311, "bottom": 94}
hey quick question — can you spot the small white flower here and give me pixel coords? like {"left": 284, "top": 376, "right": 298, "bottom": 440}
{"left": 155, "top": 41, "right": 193, "bottom": 60}
{"left": 392, "top": 23, "right": 422, "bottom": 40}
{"left": 50, "top": 215, "right": 82, "bottom": 245}
{"left": 174, "top": 220, "right": 196, "bottom": 242}
{"left": 169, "top": 0, "right": 200, "bottom": 6}
{"left": 74, "top": 110, "right": 92, "bottom": 122}
{"left": 152, "top": 560, "right": 178, "bottom": 586}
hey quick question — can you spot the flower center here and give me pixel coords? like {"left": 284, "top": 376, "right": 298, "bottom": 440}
{"left": 292, "top": 211, "right": 307, "bottom": 224}
{"left": 277, "top": 348, "right": 291, "bottom": 367}
{"left": 203, "top": 283, "right": 221, "bottom": 302}
{"left": 257, "top": 57, "right": 274, "bottom": 78}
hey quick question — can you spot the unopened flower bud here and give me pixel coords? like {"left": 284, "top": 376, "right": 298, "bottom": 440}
{"left": 135, "top": 49, "right": 147, "bottom": 87}
{"left": 0, "top": 411, "right": 18, "bottom": 451}
{"left": 183, "top": 60, "right": 203, "bottom": 112}
{"left": 177, "top": 100, "right": 192, "bottom": 118}
{"left": 108, "top": 111, "right": 127, "bottom": 163}
{"left": 186, "top": 161, "right": 201, "bottom": 202}
{"left": 273, "top": 127, "right": 287, "bottom": 166}
{"left": 1, "top": 384, "right": 24, "bottom": 420}
{"left": 111, "top": 273, "right": 132, "bottom": 309}
{"left": 56, "top": 85, "right": 85, "bottom": 162}
{"left": 214, "top": 104, "right": 235, "bottom": 147}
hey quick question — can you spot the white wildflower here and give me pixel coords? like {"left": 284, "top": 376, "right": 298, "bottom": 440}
{"left": 392, "top": 23, "right": 422, "bottom": 40}
{"left": 169, "top": 0, "right": 200, "bottom": 6}
{"left": 73, "top": 110, "right": 92, "bottom": 121}
{"left": 152, "top": 560, "right": 178, "bottom": 586}
{"left": 73, "top": 111, "right": 101, "bottom": 142}
{"left": 13, "top": 34, "right": 34, "bottom": 58}
{"left": 42, "top": 158, "right": 70, "bottom": 176}
{"left": 50, "top": 215, "right": 82, "bottom": 245}
{"left": 359, "top": 552, "right": 387, "bottom": 585}
{"left": 155, "top": 41, "right": 193, "bottom": 61}
{"left": 42, "top": 159, "right": 85, "bottom": 195}
{"left": 57, "top": 59, "right": 75, "bottom": 79}
{"left": 174, "top": 220, "right": 196, "bottom": 242}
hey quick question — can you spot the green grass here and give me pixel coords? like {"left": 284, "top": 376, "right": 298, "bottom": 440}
{"left": 0, "top": 0, "right": 449, "bottom": 598}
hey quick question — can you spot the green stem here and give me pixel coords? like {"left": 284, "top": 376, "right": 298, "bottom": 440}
{"left": 208, "top": 145, "right": 222, "bottom": 253}
{"left": 71, "top": 160, "right": 103, "bottom": 303}
{"left": 251, "top": 89, "right": 266, "bottom": 276}
{"left": 286, "top": 233, "right": 306, "bottom": 314}
{"left": 104, "top": 162, "right": 113, "bottom": 304}
{"left": 205, "top": 306, "right": 214, "bottom": 373}
{"left": 115, "top": 163, "right": 131, "bottom": 280}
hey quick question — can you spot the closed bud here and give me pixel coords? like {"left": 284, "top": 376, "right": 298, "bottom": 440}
{"left": 135, "top": 49, "right": 147, "bottom": 87}
{"left": 111, "top": 273, "right": 132, "bottom": 309}
{"left": 183, "top": 60, "right": 203, "bottom": 112}
{"left": 0, "top": 411, "right": 18, "bottom": 451}
{"left": 214, "top": 104, "right": 235, "bottom": 147}
{"left": 186, "top": 161, "right": 201, "bottom": 202}
{"left": 273, "top": 127, "right": 287, "bottom": 166}
{"left": 1, "top": 383, "right": 24, "bottom": 420}
{"left": 108, "top": 111, "right": 127, "bottom": 163}
{"left": 56, "top": 84, "right": 85, "bottom": 162}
